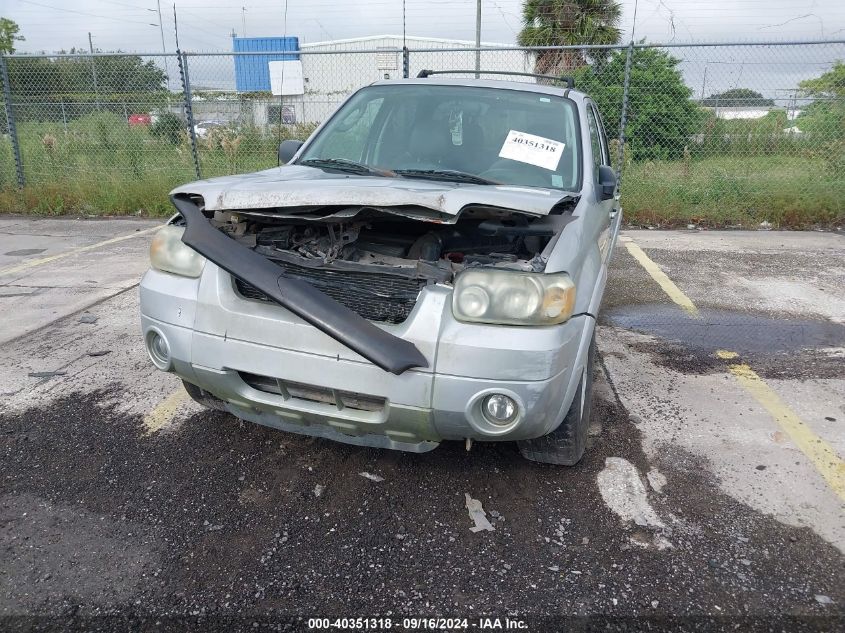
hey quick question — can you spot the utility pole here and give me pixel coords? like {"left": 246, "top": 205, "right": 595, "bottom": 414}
{"left": 242, "top": 7, "right": 247, "bottom": 38}
{"left": 475, "top": 0, "right": 481, "bottom": 78}
{"left": 88, "top": 32, "right": 100, "bottom": 110}
{"left": 156, "top": 0, "right": 170, "bottom": 90}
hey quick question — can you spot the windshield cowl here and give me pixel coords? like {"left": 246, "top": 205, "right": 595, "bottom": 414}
{"left": 298, "top": 158, "right": 395, "bottom": 178}
{"left": 393, "top": 168, "right": 498, "bottom": 186}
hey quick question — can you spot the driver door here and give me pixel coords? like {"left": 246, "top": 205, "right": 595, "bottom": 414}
{"left": 586, "top": 101, "right": 621, "bottom": 264}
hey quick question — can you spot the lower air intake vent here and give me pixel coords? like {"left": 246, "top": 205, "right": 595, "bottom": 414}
{"left": 239, "top": 372, "right": 385, "bottom": 412}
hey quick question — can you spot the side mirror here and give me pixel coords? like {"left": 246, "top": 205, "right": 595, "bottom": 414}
{"left": 597, "top": 165, "right": 617, "bottom": 201}
{"left": 278, "top": 139, "right": 304, "bottom": 165}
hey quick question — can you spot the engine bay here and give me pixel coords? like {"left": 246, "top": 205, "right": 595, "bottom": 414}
{"left": 209, "top": 206, "right": 565, "bottom": 285}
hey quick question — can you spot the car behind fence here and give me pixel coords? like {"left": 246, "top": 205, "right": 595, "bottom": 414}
{"left": 1, "top": 40, "right": 843, "bottom": 226}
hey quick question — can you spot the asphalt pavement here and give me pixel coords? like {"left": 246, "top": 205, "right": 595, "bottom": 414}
{"left": 0, "top": 216, "right": 843, "bottom": 631}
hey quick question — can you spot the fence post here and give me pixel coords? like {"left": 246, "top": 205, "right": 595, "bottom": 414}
{"left": 177, "top": 51, "right": 202, "bottom": 180}
{"left": 402, "top": 47, "right": 410, "bottom": 79}
{"left": 615, "top": 42, "right": 634, "bottom": 185}
{"left": 0, "top": 55, "right": 24, "bottom": 188}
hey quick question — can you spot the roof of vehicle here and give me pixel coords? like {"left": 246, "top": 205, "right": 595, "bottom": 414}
{"left": 371, "top": 77, "right": 589, "bottom": 101}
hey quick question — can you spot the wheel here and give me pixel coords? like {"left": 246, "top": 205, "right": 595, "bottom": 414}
{"left": 181, "top": 380, "right": 228, "bottom": 411}
{"left": 517, "top": 332, "right": 596, "bottom": 465}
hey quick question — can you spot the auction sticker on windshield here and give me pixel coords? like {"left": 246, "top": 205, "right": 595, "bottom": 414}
{"left": 498, "top": 130, "right": 564, "bottom": 171}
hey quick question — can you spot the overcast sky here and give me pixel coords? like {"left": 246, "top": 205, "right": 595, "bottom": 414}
{"left": 4, "top": 0, "right": 845, "bottom": 53}
{"left": 4, "top": 0, "right": 843, "bottom": 102}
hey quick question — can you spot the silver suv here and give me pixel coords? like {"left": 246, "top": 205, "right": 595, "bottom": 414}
{"left": 140, "top": 74, "right": 621, "bottom": 465}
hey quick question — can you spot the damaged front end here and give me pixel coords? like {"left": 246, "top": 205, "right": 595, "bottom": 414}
{"left": 171, "top": 191, "right": 575, "bottom": 375}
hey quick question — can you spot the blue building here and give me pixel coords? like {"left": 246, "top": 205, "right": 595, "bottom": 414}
{"left": 232, "top": 36, "right": 300, "bottom": 92}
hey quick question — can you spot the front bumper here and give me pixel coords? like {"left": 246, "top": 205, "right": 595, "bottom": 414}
{"left": 140, "top": 266, "right": 593, "bottom": 451}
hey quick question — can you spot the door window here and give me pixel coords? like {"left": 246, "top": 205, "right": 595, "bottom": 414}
{"left": 585, "top": 105, "right": 604, "bottom": 182}
{"left": 592, "top": 104, "right": 611, "bottom": 167}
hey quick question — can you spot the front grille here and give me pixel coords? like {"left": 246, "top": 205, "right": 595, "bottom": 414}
{"left": 239, "top": 372, "right": 385, "bottom": 412}
{"left": 235, "top": 258, "right": 426, "bottom": 324}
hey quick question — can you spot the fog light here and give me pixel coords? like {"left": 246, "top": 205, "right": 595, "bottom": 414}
{"left": 146, "top": 330, "right": 172, "bottom": 371}
{"left": 482, "top": 393, "right": 518, "bottom": 425}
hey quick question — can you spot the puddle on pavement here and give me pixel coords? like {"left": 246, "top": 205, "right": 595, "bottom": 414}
{"left": 602, "top": 304, "right": 845, "bottom": 355}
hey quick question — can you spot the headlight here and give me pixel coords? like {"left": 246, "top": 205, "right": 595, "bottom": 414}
{"left": 149, "top": 225, "right": 206, "bottom": 278}
{"left": 452, "top": 269, "right": 576, "bottom": 325}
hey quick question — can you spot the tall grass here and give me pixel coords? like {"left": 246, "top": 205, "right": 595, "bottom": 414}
{"left": 0, "top": 113, "right": 842, "bottom": 227}
{"left": 0, "top": 114, "right": 316, "bottom": 216}
{"left": 622, "top": 155, "right": 845, "bottom": 228}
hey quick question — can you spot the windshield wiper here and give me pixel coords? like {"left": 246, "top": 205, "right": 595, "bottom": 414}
{"left": 298, "top": 158, "right": 391, "bottom": 177}
{"left": 394, "top": 169, "right": 497, "bottom": 185}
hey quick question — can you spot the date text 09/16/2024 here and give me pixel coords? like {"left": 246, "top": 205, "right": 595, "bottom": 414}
{"left": 307, "top": 617, "right": 529, "bottom": 630}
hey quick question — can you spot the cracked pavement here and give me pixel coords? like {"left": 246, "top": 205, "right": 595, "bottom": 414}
{"left": 0, "top": 217, "right": 843, "bottom": 630}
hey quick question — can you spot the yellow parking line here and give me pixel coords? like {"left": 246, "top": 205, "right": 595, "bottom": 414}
{"left": 624, "top": 237, "right": 845, "bottom": 501}
{"left": 143, "top": 389, "right": 190, "bottom": 436}
{"left": 0, "top": 225, "right": 160, "bottom": 276}
{"left": 723, "top": 357, "right": 845, "bottom": 500}
{"left": 623, "top": 240, "right": 700, "bottom": 317}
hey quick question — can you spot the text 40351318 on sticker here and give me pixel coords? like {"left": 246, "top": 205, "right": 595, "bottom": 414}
{"left": 498, "top": 130, "right": 565, "bottom": 171}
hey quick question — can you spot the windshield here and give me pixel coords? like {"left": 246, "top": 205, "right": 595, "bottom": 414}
{"left": 297, "top": 84, "right": 581, "bottom": 191}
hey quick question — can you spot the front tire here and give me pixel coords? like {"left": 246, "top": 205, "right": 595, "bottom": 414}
{"left": 517, "top": 332, "right": 596, "bottom": 466}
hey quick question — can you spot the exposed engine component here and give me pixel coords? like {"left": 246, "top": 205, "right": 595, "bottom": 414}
{"left": 218, "top": 216, "right": 549, "bottom": 269}
{"left": 211, "top": 208, "right": 556, "bottom": 323}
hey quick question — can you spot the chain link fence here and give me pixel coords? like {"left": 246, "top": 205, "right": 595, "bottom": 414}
{"left": 1, "top": 41, "right": 843, "bottom": 225}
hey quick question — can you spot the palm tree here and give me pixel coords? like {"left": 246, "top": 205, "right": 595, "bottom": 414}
{"left": 518, "top": 0, "right": 623, "bottom": 74}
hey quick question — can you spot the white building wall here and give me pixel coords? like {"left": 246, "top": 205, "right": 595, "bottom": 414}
{"left": 187, "top": 35, "right": 543, "bottom": 129}
{"left": 285, "top": 35, "right": 537, "bottom": 123}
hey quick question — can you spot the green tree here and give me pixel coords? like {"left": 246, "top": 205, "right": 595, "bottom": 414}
{"left": 701, "top": 88, "right": 774, "bottom": 107}
{"left": 8, "top": 55, "right": 165, "bottom": 96}
{"left": 5, "top": 54, "right": 167, "bottom": 122}
{"left": 150, "top": 112, "right": 185, "bottom": 145}
{"left": 795, "top": 61, "right": 845, "bottom": 134}
{"left": 517, "top": 0, "right": 622, "bottom": 74}
{"left": 799, "top": 61, "right": 845, "bottom": 98}
{"left": 574, "top": 46, "right": 705, "bottom": 160}
{"left": 0, "top": 17, "right": 24, "bottom": 54}
{"left": 796, "top": 61, "right": 845, "bottom": 174}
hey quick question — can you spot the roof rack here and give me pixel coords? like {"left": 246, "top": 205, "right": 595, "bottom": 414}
{"left": 416, "top": 69, "right": 575, "bottom": 88}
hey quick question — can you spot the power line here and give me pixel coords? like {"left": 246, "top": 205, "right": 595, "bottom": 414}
{"left": 178, "top": 9, "right": 237, "bottom": 32}
{"left": 631, "top": 0, "right": 639, "bottom": 42}
{"left": 90, "top": 0, "right": 157, "bottom": 10}
{"left": 488, "top": 0, "right": 518, "bottom": 37}
{"left": 15, "top": 0, "right": 160, "bottom": 26}
{"left": 176, "top": 18, "right": 229, "bottom": 40}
